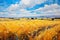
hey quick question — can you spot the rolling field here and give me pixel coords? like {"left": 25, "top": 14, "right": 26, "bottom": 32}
{"left": 0, "top": 18, "right": 60, "bottom": 40}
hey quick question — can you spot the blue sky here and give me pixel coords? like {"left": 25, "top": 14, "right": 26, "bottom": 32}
{"left": 0, "top": 0, "right": 60, "bottom": 17}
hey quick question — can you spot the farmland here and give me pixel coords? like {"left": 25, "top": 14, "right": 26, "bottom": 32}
{"left": 0, "top": 18, "right": 60, "bottom": 40}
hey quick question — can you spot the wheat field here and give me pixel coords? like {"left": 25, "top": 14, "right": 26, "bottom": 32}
{"left": 0, "top": 18, "right": 60, "bottom": 40}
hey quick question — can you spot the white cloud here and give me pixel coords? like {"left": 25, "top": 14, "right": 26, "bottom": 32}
{"left": 21, "top": 0, "right": 31, "bottom": 5}
{"left": 20, "top": 0, "right": 46, "bottom": 8}
{"left": 0, "top": 0, "right": 60, "bottom": 18}
{"left": 7, "top": 4, "right": 19, "bottom": 11}
{"left": 34, "top": 4, "right": 60, "bottom": 16}
{"left": 0, "top": 8, "right": 39, "bottom": 17}
{"left": 6, "top": 0, "right": 46, "bottom": 10}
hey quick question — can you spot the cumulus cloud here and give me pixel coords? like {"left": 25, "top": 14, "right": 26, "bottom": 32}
{"left": 20, "top": 0, "right": 46, "bottom": 8}
{"left": 0, "top": 0, "right": 60, "bottom": 18}
{"left": 0, "top": 3, "right": 60, "bottom": 17}
{"left": 34, "top": 4, "right": 60, "bottom": 16}
{"left": 0, "top": 8, "right": 39, "bottom": 17}
{"left": 0, "top": 0, "right": 46, "bottom": 17}
{"left": 6, "top": 0, "right": 46, "bottom": 10}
